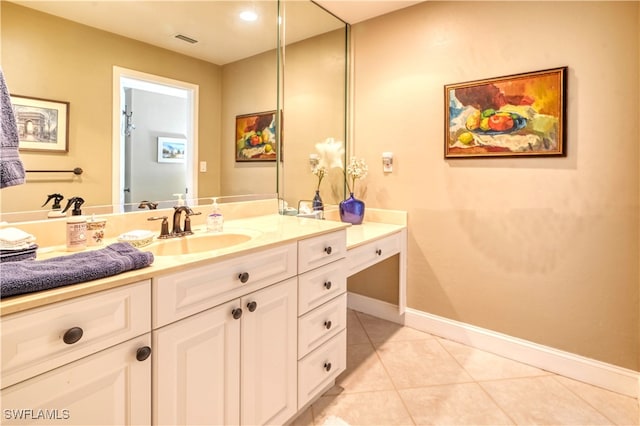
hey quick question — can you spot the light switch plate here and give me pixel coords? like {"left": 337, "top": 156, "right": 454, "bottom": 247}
{"left": 199, "top": 161, "right": 207, "bottom": 172}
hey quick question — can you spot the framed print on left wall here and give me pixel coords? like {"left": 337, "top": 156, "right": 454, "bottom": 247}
{"left": 11, "top": 95, "right": 69, "bottom": 152}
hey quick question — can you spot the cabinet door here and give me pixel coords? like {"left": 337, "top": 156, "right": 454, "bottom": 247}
{"left": 241, "top": 278, "right": 297, "bottom": 426}
{"left": 153, "top": 300, "right": 240, "bottom": 426}
{"left": 1, "top": 334, "right": 151, "bottom": 426}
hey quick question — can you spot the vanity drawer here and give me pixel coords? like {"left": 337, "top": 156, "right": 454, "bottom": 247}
{"left": 153, "top": 242, "right": 297, "bottom": 328}
{"left": 298, "top": 293, "right": 347, "bottom": 358}
{"left": 1, "top": 280, "right": 151, "bottom": 389}
{"left": 298, "top": 230, "right": 346, "bottom": 274}
{"left": 297, "top": 330, "right": 346, "bottom": 410}
{"left": 347, "top": 231, "right": 401, "bottom": 276}
{"left": 298, "top": 258, "right": 346, "bottom": 315}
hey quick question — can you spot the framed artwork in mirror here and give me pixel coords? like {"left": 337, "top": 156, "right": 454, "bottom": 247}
{"left": 235, "top": 110, "right": 277, "bottom": 162}
{"left": 157, "top": 137, "right": 186, "bottom": 163}
{"left": 445, "top": 67, "right": 567, "bottom": 158}
{"left": 11, "top": 95, "right": 69, "bottom": 152}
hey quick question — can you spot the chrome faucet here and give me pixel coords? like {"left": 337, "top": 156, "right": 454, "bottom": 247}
{"left": 172, "top": 206, "right": 201, "bottom": 236}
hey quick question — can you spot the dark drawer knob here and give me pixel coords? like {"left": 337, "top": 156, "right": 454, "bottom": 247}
{"left": 324, "top": 246, "right": 332, "bottom": 255}
{"left": 324, "top": 362, "right": 332, "bottom": 372}
{"left": 136, "top": 346, "right": 152, "bottom": 361}
{"left": 324, "top": 320, "right": 332, "bottom": 330}
{"left": 324, "top": 281, "right": 332, "bottom": 290}
{"left": 247, "top": 301, "right": 257, "bottom": 312}
{"left": 238, "top": 272, "right": 250, "bottom": 283}
{"left": 376, "top": 249, "right": 382, "bottom": 256}
{"left": 232, "top": 308, "right": 243, "bottom": 320}
{"left": 62, "top": 327, "right": 83, "bottom": 345}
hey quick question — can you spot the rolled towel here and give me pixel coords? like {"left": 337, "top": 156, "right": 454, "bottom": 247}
{"left": 0, "top": 242, "right": 154, "bottom": 298}
{"left": 0, "top": 68, "right": 25, "bottom": 189}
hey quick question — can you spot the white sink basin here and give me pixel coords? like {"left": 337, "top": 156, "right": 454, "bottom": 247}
{"left": 146, "top": 232, "right": 253, "bottom": 256}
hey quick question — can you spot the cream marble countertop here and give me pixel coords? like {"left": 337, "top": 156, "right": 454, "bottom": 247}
{"left": 0, "top": 214, "right": 349, "bottom": 317}
{"left": 345, "top": 221, "right": 406, "bottom": 249}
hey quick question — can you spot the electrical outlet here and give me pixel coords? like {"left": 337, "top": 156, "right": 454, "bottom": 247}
{"left": 199, "top": 161, "right": 207, "bottom": 172}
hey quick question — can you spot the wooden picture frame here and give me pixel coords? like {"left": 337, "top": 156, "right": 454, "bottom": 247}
{"left": 11, "top": 95, "right": 69, "bottom": 153}
{"left": 445, "top": 67, "right": 567, "bottom": 158}
{"left": 235, "top": 110, "right": 277, "bottom": 162}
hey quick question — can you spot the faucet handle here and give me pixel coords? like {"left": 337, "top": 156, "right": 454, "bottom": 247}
{"left": 183, "top": 211, "right": 201, "bottom": 234}
{"left": 148, "top": 216, "right": 170, "bottom": 239}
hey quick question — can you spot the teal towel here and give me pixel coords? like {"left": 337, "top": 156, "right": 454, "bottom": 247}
{"left": 0, "top": 242, "right": 154, "bottom": 298}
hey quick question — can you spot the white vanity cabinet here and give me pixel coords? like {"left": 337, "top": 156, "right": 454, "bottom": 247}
{"left": 0, "top": 281, "right": 152, "bottom": 425}
{"left": 296, "top": 230, "right": 348, "bottom": 409}
{"left": 152, "top": 243, "right": 298, "bottom": 426}
{"left": 347, "top": 231, "right": 402, "bottom": 276}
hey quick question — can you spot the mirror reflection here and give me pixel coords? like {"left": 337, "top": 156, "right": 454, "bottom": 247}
{"left": 0, "top": 0, "right": 348, "bottom": 222}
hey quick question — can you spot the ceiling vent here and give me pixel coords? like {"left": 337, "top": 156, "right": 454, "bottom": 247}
{"left": 174, "top": 34, "right": 198, "bottom": 44}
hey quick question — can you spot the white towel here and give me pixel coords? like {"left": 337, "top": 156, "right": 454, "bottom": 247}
{"left": 0, "top": 227, "right": 35, "bottom": 249}
{"left": 0, "top": 68, "right": 25, "bottom": 188}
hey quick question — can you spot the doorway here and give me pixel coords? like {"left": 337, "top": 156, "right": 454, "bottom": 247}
{"left": 112, "top": 66, "right": 199, "bottom": 209}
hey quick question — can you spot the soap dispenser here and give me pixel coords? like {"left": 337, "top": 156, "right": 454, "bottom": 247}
{"left": 173, "top": 193, "right": 185, "bottom": 207}
{"left": 42, "top": 193, "right": 65, "bottom": 218}
{"left": 207, "top": 197, "right": 224, "bottom": 232}
{"left": 62, "top": 197, "right": 86, "bottom": 251}
{"left": 62, "top": 197, "right": 85, "bottom": 216}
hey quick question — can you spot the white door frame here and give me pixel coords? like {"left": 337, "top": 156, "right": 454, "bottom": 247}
{"left": 112, "top": 66, "right": 199, "bottom": 208}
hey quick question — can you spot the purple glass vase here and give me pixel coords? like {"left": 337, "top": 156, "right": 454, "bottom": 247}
{"left": 339, "top": 193, "right": 365, "bottom": 225}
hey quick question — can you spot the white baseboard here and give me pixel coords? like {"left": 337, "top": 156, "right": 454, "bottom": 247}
{"left": 347, "top": 292, "right": 405, "bottom": 324}
{"left": 347, "top": 292, "right": 639, "bottom": 399}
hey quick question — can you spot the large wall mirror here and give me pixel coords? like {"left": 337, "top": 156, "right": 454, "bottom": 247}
{"left": 0, "top": 0, "right": 347, "bottom": 221}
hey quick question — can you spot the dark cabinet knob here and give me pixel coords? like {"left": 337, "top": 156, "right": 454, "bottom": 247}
{"left": 136, "top": 346, "right": 152, "bottom": 361}
{"left": 62, "top": 327, "right": 83, "bottom": 345}
{"left": 232, "top": 308, "right": 243, "bottom": 319}
{"left": 238, "top": 272, "right": 250, "bottom": 283}
{"left": 324, "top": 281, "right": 332, "bottom": 290}
{"left": 324, "top": 246, "right": 332, "bottom": 255}
{"left": 324, "top": 362, "right": 332, "bottom": 372}
{"left": 247, "top": 301, "right": 257, "bottom": 312}
{"left": 376, "top": 249, "right": 382, "bottom": 256}
{"left": 324, "top": 320, "right": 332, "bottom": 330}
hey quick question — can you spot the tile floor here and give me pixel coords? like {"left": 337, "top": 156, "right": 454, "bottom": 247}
{"left": 291, "top": 310, "right": 640, "bottom": 426}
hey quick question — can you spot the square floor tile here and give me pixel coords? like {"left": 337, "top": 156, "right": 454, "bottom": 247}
{"left": 325, "top": 342, "right": 395, "bottom": 395}
{"left": 375, "top": 339, "right": 473, "bottom": 388}
{"left": 312, "top": 391, "right": 413, "bottom": 425}
{"left": 480, "top": 376, "right": 612, "bottom": 425}
{"left": 346, "top": 309, "right": 369, "bottom": 345}
{"left": 554, "top": 376, "right": 639, "bottom": 425}
{"left": 355, "top": 311, "right": 434, "bottom": 344}
{"left": 399, "top": 383, "right": 514, "bottom": 425}
{"left": 438, "top": 338, "right": 549, "bottom": 381}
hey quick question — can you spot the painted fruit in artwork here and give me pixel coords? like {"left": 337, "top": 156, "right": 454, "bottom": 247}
{"left": 488, "top": 113, "right": 514, "bottom": 132}
{"left": 465, "top": 110, "right": 481, "bottom": 130}
{"left": 458, "top": 132, "right": 474, "bottom": 145}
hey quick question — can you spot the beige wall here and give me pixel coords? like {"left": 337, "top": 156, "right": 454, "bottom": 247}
{"left": 220, "top": 51, "right": 278, "bottom": 196}
{"left": 352, "top": 1, "right": 639, "bottom": 370}
{"left": 280, "top": 30, "right": 347, "bottom": 209}
{"left": 1, "top": 3, "right": 221, "bottom": 212}
{"left": 219, "top": 29, "right": 347, "bottom": 208}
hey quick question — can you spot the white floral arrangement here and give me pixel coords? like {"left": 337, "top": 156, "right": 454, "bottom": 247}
{"left": 313, "top": 137, "right": 345, "bottom": 190}
{"left": 345, "top": 157, "right": 368, "bottom": 195}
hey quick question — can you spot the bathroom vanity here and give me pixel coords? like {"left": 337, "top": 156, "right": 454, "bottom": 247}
{"left": 0, "top": 203, "right": 407, "bottom": 425}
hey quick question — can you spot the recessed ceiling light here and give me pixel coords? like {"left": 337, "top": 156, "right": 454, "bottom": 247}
{"left": 240, "top": 10, "right": 258, "bottom": 22}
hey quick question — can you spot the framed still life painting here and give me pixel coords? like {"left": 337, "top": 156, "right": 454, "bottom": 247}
{"left": 445, "top": 67, "right": 567, "bottom": 158}
{"left": 235, "top": 110, "right": 278, "bottom": 162}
